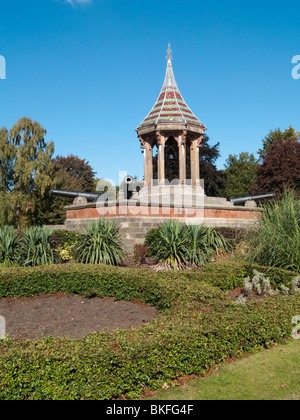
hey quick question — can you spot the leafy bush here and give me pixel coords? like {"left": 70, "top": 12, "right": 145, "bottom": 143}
{"left": 51, "top": 230, "right": 82, "bottom": 247}
{"left": 245, "top": 190, "right": 300, "bottom": 271}
{"left": 74, "top": 219, "right": 126, "bottom": 265}
{"left": 51, "top": 230, "right": 82, "bottom": 262}
{"left": 0, "top": 226, "right": 21, "bottom": 266}
{"left": 145, "top": 227, "right": 161, "bottom": 255}
{"left": 146, "top": 221, "right": 230, "bottom": 270}
{"left": 0, "top": 260, "right": 297, "bottom": 300}
{"left": 19, "top": 226, "right": 60, "bottom": 267}
{"left": 0, "top": 261, "right": 299, "bottom": 400}
{"left": 149, "top": 221, "right": 191, "bottom": 270}
{"left": 188, "top": 224, "right": 230, "bottom": 267}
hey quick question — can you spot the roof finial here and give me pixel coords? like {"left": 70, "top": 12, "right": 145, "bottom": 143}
{"left": 166, "top": 43, "right": 173, "bottom": 61}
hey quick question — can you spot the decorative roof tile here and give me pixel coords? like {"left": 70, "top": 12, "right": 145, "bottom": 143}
{"left": 137, "top": 46, "right": 206, "bottom": 130}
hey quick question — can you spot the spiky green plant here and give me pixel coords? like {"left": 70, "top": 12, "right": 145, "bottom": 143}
{"left": 187, "top": 224, "right": 230, "bottom": 267}
{"left": 149, "top": 221, "right": 190, "bottom": 270}
{"left": 148, "top": 221, "right": 231, "bottom": 270}
{"left": 20, "top": 226, "right": 60, "bottom": 267}
{"left": 0, "top": 226, "right": 21, "bottom": 266}
{"left": 74, "top": 219, "right": 125, "bottom": 265}
{"left": 245, "top": 190, "right": 300, "bottom": 271}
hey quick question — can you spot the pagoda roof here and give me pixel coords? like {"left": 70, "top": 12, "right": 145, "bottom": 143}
{"left": 137, "top": 45, "right": 206, "bottom": 132}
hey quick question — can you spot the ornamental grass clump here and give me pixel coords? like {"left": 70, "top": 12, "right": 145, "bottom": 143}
{"left": 150, "top": 221, "right": 190, "bottom": 271}
{"left": 148, "top": 221, "right": 230, "bottom": 271}
{"left": 245, "top": 190, "right": 300, "bottom": 271}
{"left": 20, "top": 226, "right": 60, "bottom": 267}
{"left": 187, "top": 224, "right": 230, "bottom": 267}
{"left": 74, "top": 219, "right": 125, "bottom": 265}
{"left": 0, "top": 225, "right": 21, "bottom": 266}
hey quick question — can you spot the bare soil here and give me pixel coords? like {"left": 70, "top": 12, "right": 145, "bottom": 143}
{"left": 0, "top": 294, "right": 159, "bottom": 340}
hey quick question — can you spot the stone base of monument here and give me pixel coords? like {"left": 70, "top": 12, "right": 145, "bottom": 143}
{"left": 62, "top": 186, "right": 263, "bottom": 254}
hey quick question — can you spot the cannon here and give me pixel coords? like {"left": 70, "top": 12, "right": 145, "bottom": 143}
{"left": 228, "top": 192, "right": 275, "bottom": 205}
{"left": 51, "top": 189, "right": 109, "bottom": 204}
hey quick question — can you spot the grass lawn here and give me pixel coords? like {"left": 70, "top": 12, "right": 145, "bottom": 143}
{"left": 146, "top": 338, "right": 300, "bottom": 400}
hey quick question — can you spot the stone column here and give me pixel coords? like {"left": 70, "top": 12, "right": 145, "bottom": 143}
{"left": 178, "top": 131, "right": 187, "bottom": 185}
{"left": 140, "top": 136, "right": 153, "bottom": 187}
{"left": 144, "top": 143, "right": 153, "bottom": 187}
{"left": 190, "top": 136, "right": 202, "bottom": 186}
{"left": 156, "top": 132, "right": 165, "bottom": 185}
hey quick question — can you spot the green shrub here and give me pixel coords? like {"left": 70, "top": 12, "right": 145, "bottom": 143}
{"left": 149, "top": 221, "right": 190, "bottom": 270}
{"left": 74, "top": 219, "right": 126, "bottom": 265}
{"left": 19, "top": 226, "right": 60, "bottom": 267}
{"left": 185, "top": 259, "right": 300, "bottom": 292}
{"left": 51, "top": 229, "right": 82, "bottom": 247}
{"left": 188, "top": 224, "right": 230, "bottom": 266}
{"left": 145, "top": 227, "right": 161, "bottom": 255}
{"left": 245, "top": 190, "right": 300, "bottom": 271}
{"left": 0, "top": 261, "right": 299, "bottom": 400}
{"left": 51, "top": 230, "right": 82, "bottom": 262}
{"left": 146, "top": 221, "right": 230, "bottom": 270}
{"left": 0, "top": 226, "right": 21, "bottom": 267}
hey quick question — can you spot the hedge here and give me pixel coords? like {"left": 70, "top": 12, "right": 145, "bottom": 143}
{"left": 0, "top": 260, "right": 299, "bottom": 400}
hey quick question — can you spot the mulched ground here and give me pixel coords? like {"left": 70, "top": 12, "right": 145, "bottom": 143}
{"left": 0, "top": 294, "right": 159, "bottom": 340}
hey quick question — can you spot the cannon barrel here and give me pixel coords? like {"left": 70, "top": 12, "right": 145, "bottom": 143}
{"left": 229, "top": 192, "right": 275, "bottom": 205}
{"left": 51, "top": 189, "right": 107, "bottom": 202}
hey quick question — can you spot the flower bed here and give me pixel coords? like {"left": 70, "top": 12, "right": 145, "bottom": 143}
{"left": 0, "top": 260, "right": 299, "bottom": 400}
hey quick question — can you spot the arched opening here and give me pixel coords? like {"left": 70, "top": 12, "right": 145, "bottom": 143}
{"left": 164, "top": 136, "right": 179, "bottom": 183}
{"left": 186, "top": 139, "right": 191, "bottom": 183}
{"left": 152, "top": 144, "right": 158, "bottom": 182}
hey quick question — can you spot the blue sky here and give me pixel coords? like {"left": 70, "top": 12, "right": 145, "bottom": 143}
{"left": 0, "top": 0, "right": 299, "bottom": 184}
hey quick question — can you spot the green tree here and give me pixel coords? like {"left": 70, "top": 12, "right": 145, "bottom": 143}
{"left": 223, "top": 152, "right": 258, "bottom": 198}
{"left": 0, "top": 117, "right": 55, "bottom": 227}
{"left": 43, "top": 155, "right": 96, "bottom": 224}
{"left": 0, "top": 127, "right": 15, "bottom": 192}
{"left": 198, "top": 136, "right": 226, "bottom": 197}
{"left": 258, "top": 127, "right": 300, "bottom": 157}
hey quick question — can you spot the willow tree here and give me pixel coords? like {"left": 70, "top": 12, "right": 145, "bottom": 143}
{"left": 0, "top": 117, "right": 55, "bottom": 227}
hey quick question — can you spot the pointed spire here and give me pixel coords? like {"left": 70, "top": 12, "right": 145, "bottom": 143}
{"left": 163, "top": 43, "right": 177, "bottom": 89}
{"left": 137, "top": 45, "right": 206, "bottom": 130}
{"left": 166, "top": 43, "right": 173, "bottom": 62}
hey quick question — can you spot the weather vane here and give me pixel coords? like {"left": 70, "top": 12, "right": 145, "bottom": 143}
{"left": 166, "top": 43, "right": 173, "bottom": 61}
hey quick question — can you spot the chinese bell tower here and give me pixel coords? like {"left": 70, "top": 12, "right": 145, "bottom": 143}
{"left": 136, "top": 44, "right": 207, "bottom": 187}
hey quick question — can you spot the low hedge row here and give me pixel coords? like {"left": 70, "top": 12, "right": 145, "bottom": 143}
{"left": 0, "top": 259, "right": 298, "bottom": 301}
{"left": 0, "top": 260, "right": 299, "bottom": 400}
{"left": 186, "top": 259, "right": 300, "bottom": 291}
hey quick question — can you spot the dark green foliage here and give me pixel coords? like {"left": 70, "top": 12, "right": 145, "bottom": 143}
{"left": 150, "top": 221, "right": 191, "bottom": 270}
{"left": 74, "top": 219, "right": 126, "bottom": 265}
{"left": 187, "top": 259, "right": 300, "bottom": 291}
{"left": 197, "top": 135, "right": 226, "bottom": 197}
{"left": 51, "top": 229, "right": 82, "bottom": 249}
{"left": 0, "top": 225, "right": 60, "bottom": 267}
{"left": 245, "top": 191, "right": 300, "bottom": 271}
{"left": 145, "top": 227, "right": 161, "bottom": 255}
{"left": 0, "top": 225, "right": 21, "bottom": 266}
{"left": 19, "top": 226, "right": 61, "bottom": 267}
{"left": 146, "top": 221, "right": 230, "bottom": 270}
{"left": 188, "top": 224, "right": 230, "bottom": 267}
{"left": 44, "top": 155, "right": 96, "bottom": 224}
{"left": 0, "top": 260, "right": 299, "bottom": 400}
{"left": 222, "top": 152, "right": 258, "bottom": 198}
